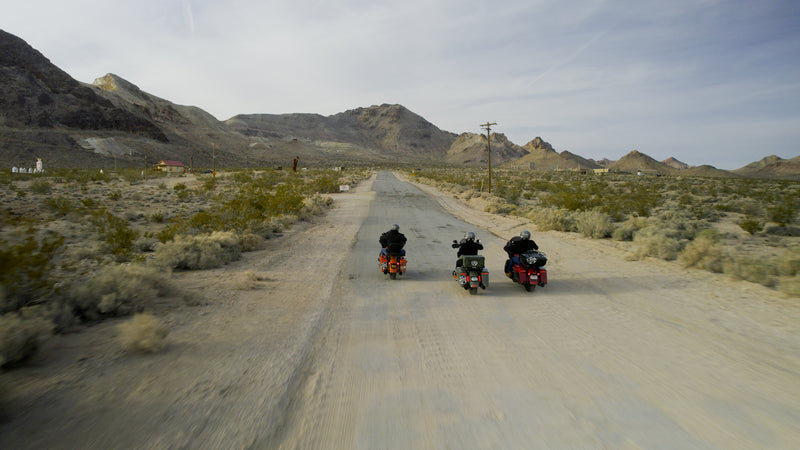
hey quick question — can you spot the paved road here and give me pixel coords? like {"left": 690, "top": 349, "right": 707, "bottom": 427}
{"left": 274, "top": 171, "right": 800, "bottom": 449}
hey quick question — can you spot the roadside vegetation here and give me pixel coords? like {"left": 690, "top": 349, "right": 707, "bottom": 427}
{"left": 410, "top": 168, "right": 800, "bottom": 297}
{"left": 0, "top": 166, "right": 369, "bottom": 366}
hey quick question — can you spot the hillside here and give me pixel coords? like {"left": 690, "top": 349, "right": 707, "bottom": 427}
{"left": 1, "top": 28, "right": 797, "bottom": 176}
{"left": 446, "top": 132, "right": 528, "bottom": 166}
{"left": 733, "top": 155, "right": 800, "bottom": 180}
{"left": 609, "top": 150, "right": 676, "bottom": 175}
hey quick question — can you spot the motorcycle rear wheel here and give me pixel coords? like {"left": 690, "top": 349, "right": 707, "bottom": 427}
{"left": 524, "top": 282, "right": 533, "bottom": 292}
{"left": 469, "top": 287, "right": 478, "bottom": 295}
{"left": 390, "top": 272, "right": 397, "bottom": 280}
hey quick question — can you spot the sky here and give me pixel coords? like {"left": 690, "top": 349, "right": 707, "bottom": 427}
{"left": 3, "top": 0, "right": 799, "bottom": 169}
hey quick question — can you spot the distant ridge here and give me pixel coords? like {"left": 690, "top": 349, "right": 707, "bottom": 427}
{"left": 0, "top": 28, "right": 797, "bottom": 177}
{"left": 663, "top": 157, "right": 689, "bottom": 170}
{"left": 733, "top": 155, "right": 800, "bottom": 180}
{"left": 609, "top": 150, "right": 675, "bottom": 175}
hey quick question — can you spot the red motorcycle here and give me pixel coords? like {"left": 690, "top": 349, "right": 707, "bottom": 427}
{"left": 379, "top": 252, "right": 407, "bottom": 279}
{"left": 507, "top": 250, "right": 547, "bottom": 291}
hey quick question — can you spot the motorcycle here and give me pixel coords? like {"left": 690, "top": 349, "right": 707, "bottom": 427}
{"left": 453, "top": 253, "right": 489, "bottom": 295}
{"left": 379, "top": 251, "right": 407, "bottom": 279}
{"left": 507, "top": 250, "right": 547, "bottom": 291}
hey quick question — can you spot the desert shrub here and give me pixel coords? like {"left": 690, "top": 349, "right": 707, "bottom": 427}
{"left": 153, "top": 231, "right": 241, "bottom": 270}
{"left": 108, "top": 190, "right": 122, "bottom": 201}
{"left": 91, "top": 210, "right": 140, "bottom": 256}
{"left": 631, "top": 227, "right": 683, "bottom": 261}
{"left": 767, "top": 203, "right": 797, "bottom": 226}
{"left": 306, "top": 171, "right": 341, "bottom": 193}
{"left": 239, "top": 233, "right": 264, "bottom": 252}
{"left": 574, "top": 209, "right": 615, "bottom": 238}
{"left": 117, "top": 313, "right": 169, "bottom": 353}
{"left": 0, "top": 312, "right": 54, "bottom": 367}
{"left": 67, "top": 264, "right": 173, "bottom": 320}
{"left": 764, "top": 225, "right": 800, "bottom": 237}
{"left": 612, "top": 217, "right": 648, "bottom": 241}
{"left": 775, "top": 249, "right": 800, "bottom": 277}
{"left": 151, "top": 211, "right": 165, "bottom": 223}
{"left": 678, "top": 229, "right": 728, "bottom": 273}
{"left": 45, "top": 195, "right": 76, "bottom": 217}
{"left": 29, "top": 179, "right": 51, "bottom": 194}
{"left": 528, "top": 207, "right": 576, "bottom": 232}
{"left": 0, "top": 234, "right": 64, "bottom": 313}
{"left": 173, "top": 183, "right": 186, "bottom": 191}
{"left": 233, "top": 270, "right": 260, "bottom": 290}
{"left": 723, "top": 257, "right": 777, "bottom": 288}
{"left": 738, "top": 217, "right": 764, "bottom": 235}
{"left": 299, "top": 195, "right": 334, "bottom": 219}
{"left": 777, "top": 276, "right": 800, "bottom": 298}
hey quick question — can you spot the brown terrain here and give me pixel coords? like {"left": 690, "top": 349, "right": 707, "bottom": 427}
{"left": 1, "top": 171, "right": 799, "bottom": 448}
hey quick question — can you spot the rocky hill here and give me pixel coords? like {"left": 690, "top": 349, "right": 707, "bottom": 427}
{"left": 733, "top": 155, "right": 800, "bottom": 180}
{"left": 1, "top": 29, "right": 797, "bottom": 177}
{"left": 446, "top": 132, "right": 528, "bottom": 165}
{"left": 506, "top": 137, "right": 600, "bottom": 170}
{"left": 663, "top": 157, "right": 689, "bottom": 170}
{"left": 609, "top": 150, "right": 676, "bottom": 175}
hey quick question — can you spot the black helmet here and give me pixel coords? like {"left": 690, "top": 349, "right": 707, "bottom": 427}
{"left": 465, "top": 231, "right": 476, "bottom": 241}
{"left": 391, "top": 224, "right": 400, "bottom": 231}
{"left": 520, "top": 230, "right": 531, "bottom": 240}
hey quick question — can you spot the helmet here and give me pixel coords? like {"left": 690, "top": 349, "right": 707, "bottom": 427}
{"left": 465, "top": 231, "right": 476, "bottom": 241}
{"left": 520, "top": 230, "right": 531, "bottom": 240}
{"left": 391, "top": 224, "right": 400, "bottom": 231}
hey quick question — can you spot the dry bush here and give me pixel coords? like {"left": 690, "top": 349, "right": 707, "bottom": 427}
{"left": 68, "top": 264, "right": 173, "bottom": 320}
{"left": 239, "top": 233, "right": 264, "bottom": 252}
{"left": 0, "top": 312, "right": 53, "bottom": 367}
{"left": 775, "top": 249, "right": 800, "bottom": 277}
{"left": 528, "top": 207, "right": 576, "bottom": 232}
{"left": 723, "top": 257, "right": 777, "bottom": 288}
{"left": 153, "top": 231, "right": 242, "bottom": 270}
{"left": 777, "top": 276, "right": 800, "bottom": 298}
{"left": 678, "top": 230, "right": 729, "bottom": 273}
{"left": 117, "top": 313, "right": 169, "bottom": 353}
{"left": 631, "top": 227, "right": 683, "bottom": 261}
{"left": 574, "top": 209, "right": 615, "bottom": 239}
{"left": 612, "top": 217, "right": 648, "bottom": 241}
{"left": 233, "top": 270, "right": 260, "bottom": 290}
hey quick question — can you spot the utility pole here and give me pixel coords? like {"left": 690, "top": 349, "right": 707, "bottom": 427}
{"left": 212, "top": 143, "right": 216, "bottom": 178}
{"left": 480, "top": 122, "right": 497, "bottom": 193}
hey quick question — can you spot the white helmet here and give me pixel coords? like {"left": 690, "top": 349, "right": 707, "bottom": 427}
{"left": 391, "top": 224, "right": 400, "bottom": 231}
{"left": 465, "top": 232, "right": 476, "bottom": 241}
{"left": 520, "top": 230, "right": 531, "bottom": 240}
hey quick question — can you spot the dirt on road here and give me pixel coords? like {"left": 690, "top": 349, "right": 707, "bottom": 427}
{"left": 2, "top": 171, "right": 799, "bottom": 449}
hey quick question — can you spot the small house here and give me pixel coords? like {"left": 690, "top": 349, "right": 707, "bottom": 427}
{"left": 156, "top": 160, "right": 186, "bottom": 173}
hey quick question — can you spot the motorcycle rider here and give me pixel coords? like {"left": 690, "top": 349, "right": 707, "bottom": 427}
{"left": 452, "top": 232, "right": 483, "bottom": 272}
{"left": 503, "top": 230, "right": 539, "bottom": 275}
{"left": 379, "top": 224, "right": 407, "bottom": 257}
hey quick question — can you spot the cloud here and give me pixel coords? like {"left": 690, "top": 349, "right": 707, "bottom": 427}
{"left": 1, "top": 0, "right": 798, "bottom": 168}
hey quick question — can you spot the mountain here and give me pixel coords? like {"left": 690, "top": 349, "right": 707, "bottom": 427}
{"left": 681, "top": 165, "right": 739, "bottom": 178}
{"left": 506, "top": 137, "right": 599, "bottom": 170}
{"left": 446, "top": 132, "right": 528, "bottom": 165}
{"left": 1, "top": 29, "right": 798, "bottom": 177}
{"left": 733, "top": 155, "right": 800, "bottom": 180}
{"left": 663, "top": 157, "right": 689, "bottom": 170}
{"left": 609, "top": 150, "right": 675, "bottom": 175}
{"left": 227, "top": 104, "right": 459, "bottom": 165}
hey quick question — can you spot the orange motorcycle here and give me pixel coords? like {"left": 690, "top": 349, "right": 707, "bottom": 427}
{"left": 379, "top": 251, "right": 407, "bottom": 280}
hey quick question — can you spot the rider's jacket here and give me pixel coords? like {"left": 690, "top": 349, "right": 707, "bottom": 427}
{"left": 503, "top": 236, "right": 538, "bottom": 256}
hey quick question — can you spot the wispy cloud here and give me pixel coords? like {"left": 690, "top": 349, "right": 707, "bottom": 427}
{"left": 2, "top": 0, "right": 798, "bottom": 168}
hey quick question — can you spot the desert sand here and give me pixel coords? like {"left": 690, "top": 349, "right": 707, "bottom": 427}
{"left": 1, "top": 171, "right": 799, "bottom": 449}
